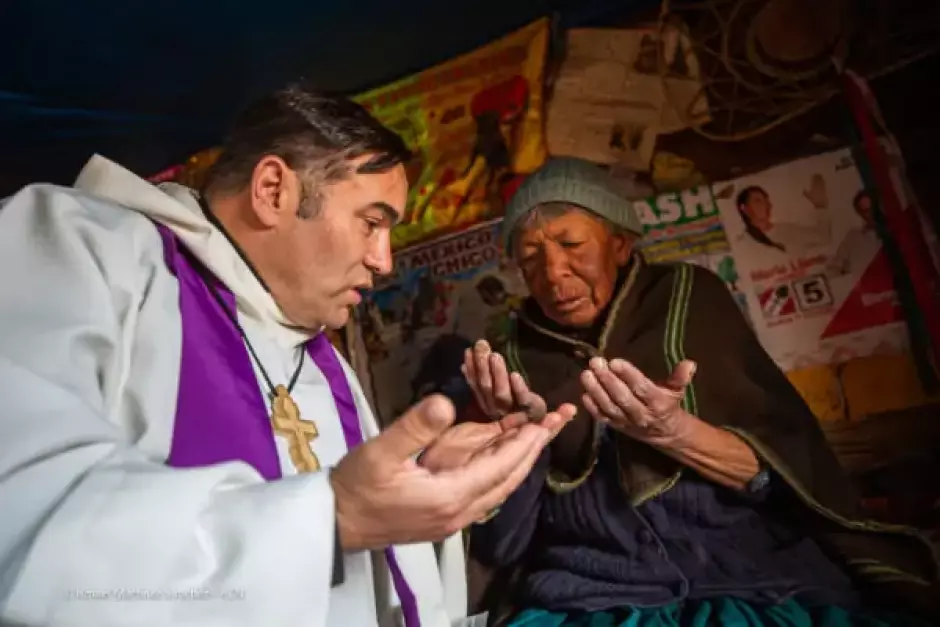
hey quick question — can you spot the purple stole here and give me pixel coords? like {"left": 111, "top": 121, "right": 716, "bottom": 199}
{"left": 154, "top": 224, "right": 420, "bottom": 627}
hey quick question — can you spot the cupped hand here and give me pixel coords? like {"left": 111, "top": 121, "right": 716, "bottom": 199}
{"left": 418, "top": 403, "right": 575, "bottom": 474}
{"left": 580, "top": 357, "right": 697, "bottom": 447}
{"left": 462, "top": 339, "right": 546, "bottom": 420}
{"left": 330, "top": 394, "right": 575, "bottom": 551}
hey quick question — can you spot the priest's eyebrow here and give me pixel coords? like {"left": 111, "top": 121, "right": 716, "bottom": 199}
{"left": 363, "top": 202, "right": 401, "bottom": 226}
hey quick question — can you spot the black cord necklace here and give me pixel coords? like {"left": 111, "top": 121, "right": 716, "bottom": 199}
{"left": 193, "top": 192, "right": 321, "bottom": 472}
{"left": 204, "top": 282, "right": 305, "bottom": 396}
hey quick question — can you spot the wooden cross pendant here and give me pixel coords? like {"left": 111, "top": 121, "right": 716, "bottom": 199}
{"left": 270, "top": 384, "right": 321, "bottom": 472}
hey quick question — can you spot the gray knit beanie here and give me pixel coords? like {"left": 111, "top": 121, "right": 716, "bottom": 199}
{"left": 502, "top": 157, "right": 646, "bottom": 253}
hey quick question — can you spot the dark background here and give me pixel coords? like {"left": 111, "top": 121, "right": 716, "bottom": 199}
{"left": 0, "top": 0, "right": 655, "bottom": 194}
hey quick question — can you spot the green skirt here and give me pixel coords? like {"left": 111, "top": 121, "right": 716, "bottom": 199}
{"left": 507, "top": 597, "right": 928, "bottom": 627}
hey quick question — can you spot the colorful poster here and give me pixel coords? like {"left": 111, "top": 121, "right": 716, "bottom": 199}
{"left": 716, "top": 148, "right": 908, "bottom": 371}
{"left": 355, "top": 19, "right": 549, "bottom": 251}
{"left": 632, "top": 184, "right": 750, "bottom": 320}
{"left": 356, "top": 219, "right": 527, "bottom": 424}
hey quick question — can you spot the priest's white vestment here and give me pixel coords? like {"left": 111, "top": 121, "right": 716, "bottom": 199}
{"left": 0, "top": 155, "right": 469, "bottom": 627}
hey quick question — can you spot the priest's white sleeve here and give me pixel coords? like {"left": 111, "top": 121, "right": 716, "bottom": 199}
{"left": 0, "top": 185, "right": 336, "bottom": 627}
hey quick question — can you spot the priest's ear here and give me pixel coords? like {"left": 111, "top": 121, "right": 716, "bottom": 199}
{"left": 250, "top": 155, "right": 303, "bottom": 228}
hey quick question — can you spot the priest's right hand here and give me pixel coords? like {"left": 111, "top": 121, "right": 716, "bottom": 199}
{"left": 329, "top": 394, "right": 575, "bottom": 552}
{"left": 462, "top": 339, "right": 547, "bottom": 421}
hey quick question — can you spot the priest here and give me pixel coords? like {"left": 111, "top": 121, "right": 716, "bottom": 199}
{"left": 0, "top": 84, "right": 574, "bottom": 627}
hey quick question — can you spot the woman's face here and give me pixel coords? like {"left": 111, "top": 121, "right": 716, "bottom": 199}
{"left": 515, "top": 207, "right": 630, "bottom": 328}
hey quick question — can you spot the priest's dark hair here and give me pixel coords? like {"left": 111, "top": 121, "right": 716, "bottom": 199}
{"left": 202, "top": 80, "right": 411, "bottom": 215}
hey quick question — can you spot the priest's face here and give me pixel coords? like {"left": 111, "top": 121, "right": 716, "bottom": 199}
{"left": 515, "top": 206, "right": 631, "bottom": 328}
{"left": 251, "top": 154, "right": 407, "bottom": 330}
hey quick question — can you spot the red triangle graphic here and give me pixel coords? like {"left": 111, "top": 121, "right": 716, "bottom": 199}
{"left": 758, "top": 288, "right": 771, "bottom": 307}
{"left": 821, "top": 250, "right": 903, "bottom": 338}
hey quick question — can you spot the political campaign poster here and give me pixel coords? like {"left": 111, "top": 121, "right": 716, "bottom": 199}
{"left": 355, "top": 219, "right": 527, "bottom": 425}
{"left": 631, "top": 183, "right": 751, "bottom": 323}
{"left": 716, "top": 148, "right": 908, "bottom": 371}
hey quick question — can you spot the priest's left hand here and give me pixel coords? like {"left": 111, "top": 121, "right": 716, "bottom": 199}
{"left": 418, "top": 410, "right": 540, "bottom": 473}
{"left": 580, "top": 357, "right": 697, "bottom": 448}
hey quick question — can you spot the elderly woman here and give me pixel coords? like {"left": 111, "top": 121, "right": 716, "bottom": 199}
{"left": 458, "top": 158, "right": 937, "bottom": 626}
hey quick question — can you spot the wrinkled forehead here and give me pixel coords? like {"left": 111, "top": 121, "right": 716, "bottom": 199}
{"left": 510, "top": 203, "right": 606, "bottom": 255}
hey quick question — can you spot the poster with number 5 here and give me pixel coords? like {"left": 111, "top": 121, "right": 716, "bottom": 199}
{"left": 715, "top": 148, "right": 908, "bottom": 371}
